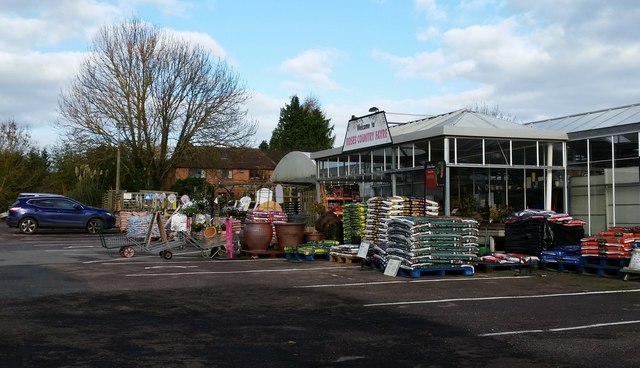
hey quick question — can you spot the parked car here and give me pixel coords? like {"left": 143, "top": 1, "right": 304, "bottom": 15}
{"left": 17, "top": 192, "right": 65, "bottom": 198}
{"left": 6, "top": 195, "right": 116, "bottom": 234}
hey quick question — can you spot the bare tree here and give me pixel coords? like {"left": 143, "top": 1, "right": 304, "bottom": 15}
{"left": 468, "top": 102, "right": 517, "bottom": 122}
{"left": 58, "top": 18, "right": 256, "bottom": 189}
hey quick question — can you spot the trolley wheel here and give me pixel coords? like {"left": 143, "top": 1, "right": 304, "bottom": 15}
{"left": 210, "top": 246, "right": 226, "bottom": 258}
{"left": 120, "top": 246, "right": 135, "bottom": 258}
{"left": 162, "top": 250, "right": 173, "bottom": 260}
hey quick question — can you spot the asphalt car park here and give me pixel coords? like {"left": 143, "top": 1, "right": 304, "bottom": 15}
{"left": 1, "top": 224, "right": 639, "bottom": 367}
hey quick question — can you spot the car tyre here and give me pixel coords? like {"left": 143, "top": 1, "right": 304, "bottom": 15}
{"left": 86, "top": 218, "right": 103, "bottom": 234}
{"left": 18, "top": 217, "right": 38, "bottom": 234}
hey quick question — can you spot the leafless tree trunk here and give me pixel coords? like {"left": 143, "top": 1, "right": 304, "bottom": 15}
{"left": 58, "top": 18, "right": 256, "bottom": 189}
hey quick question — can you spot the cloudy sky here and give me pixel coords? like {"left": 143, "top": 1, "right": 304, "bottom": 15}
{"left": 2, "top": 0, "right": 640, "bottom": 148}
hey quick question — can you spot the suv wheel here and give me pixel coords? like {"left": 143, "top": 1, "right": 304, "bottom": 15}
{"left": 18, "top": 217, "right": 38, "bottom": 234}
{"left": 86, "top": 218, "right": 104, "bottom": 234}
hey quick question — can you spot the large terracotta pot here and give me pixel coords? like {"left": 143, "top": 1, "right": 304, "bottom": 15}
{"left": 274, "top": 222, "right": 306, "bottom": 249}
{"left": 242, "top": 221, "right": 273, "bottom": 251}
{"left": 304, "top": 232, "right": 325, "bottom": 243}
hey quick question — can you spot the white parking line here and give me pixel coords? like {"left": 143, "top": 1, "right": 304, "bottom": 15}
{"left": 294, "top": 275, "right": 534, "bottom": 289}
{"left": 479, "top": 320, "right": 640, "bottom": 336}
{"left": 363, "top": 288, "right": 640, "bottom": 307}
{"left": 125, "top": 265, "right": 358, "bottom": 277}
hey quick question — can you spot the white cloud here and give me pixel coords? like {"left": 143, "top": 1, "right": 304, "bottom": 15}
{"left": 129, "top": 0, "right": 192, "bottom": 17}
{"left": 417, "top": 26, "right": 440, "bottom": 41}
{"left": 279, "top": 49, "right": 342, "bottom": 91}
{"left": 0, "top": 1, "right": 122, "bottom": 50}
{"left": 169, "top": 29, "right": 229, "bottom": 61}
{"left": 415, "top": 0, "right": 446, "bottom": 20}
{"left": 245, "top": 91, "right": 286, "bottom": 145}
{"left": 442, "top": 18, "right": 551, "bottom": 78}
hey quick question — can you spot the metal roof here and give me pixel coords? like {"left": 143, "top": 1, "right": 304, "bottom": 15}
{"left": 390, "top": 109, "right": 566, "bottom": 144}
{"left": 312, "top": 109, "right": 567, "bottom": 159}
{"left": 526, "top": 103, "right": 640, "bottom": 139}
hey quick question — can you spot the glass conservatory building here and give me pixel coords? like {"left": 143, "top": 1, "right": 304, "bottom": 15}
{"left": 527, "top": 103, "right": 640, "bottom": 235}
{"left": 311, "top": 109, "right": 568, "bottom": 224}
{"left": 311, "top": 105, "right": 640, "bottom": 235}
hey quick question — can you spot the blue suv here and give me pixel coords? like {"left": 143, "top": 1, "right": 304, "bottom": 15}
{"left": 6, "top": 195, "right": 116, "bottom": 234}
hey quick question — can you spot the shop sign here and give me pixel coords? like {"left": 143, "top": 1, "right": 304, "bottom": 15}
{"left": 425, "top": 161, "right": 446, "bottom": 189}
{"left": 343, "top": 111, "right": 392, "bottom": 152}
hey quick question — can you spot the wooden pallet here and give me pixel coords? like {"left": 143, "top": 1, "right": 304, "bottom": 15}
{"left": 329, "top": 254, "right": 361, "bottom": 264}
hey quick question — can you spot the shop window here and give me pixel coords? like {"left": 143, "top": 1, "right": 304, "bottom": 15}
{"left": 385, "top": 147, "right": 394, "bottom": 171}
{"left": 318, "top": 160, "right": 329, "bottom": 178}
{"left": 456, "top": 138, "right": 484, "bottom": 164}
{"left": 328, "top": 158, "right": 340, "bottom": 177}
{"left": 614, "top": 133, "right": 639, "bottom": 160}
{"left": 512, "top": 140, "right": 538, "bottom": 166}
{"left": 485, "top": 139, "right": 510, "bottom": 165}
{"left": 347, "top": 154, "right": 360, "bottom": 175}
{"left": 414, "top": 141, "right": 429, "bottom": 167}
{"left": 361, "top": 151, "right": 372, "bottom": 174}
{"left": 397, "top": 144, "right": 414, "bottom": 169}
{"left": 567, "top": 140, "right": 588, "bottom": 165}
{"left": 372, "top": 149, "right": 385, "bottom": 172}
{"left": 430, "top": 139, "right": 445, "bottom": 162}
{"left": 552, "top": 142, "right": 564, "bottom": 166}
{"left": 336, "top": 156, "right": 349, "bottom": 177}
{"left": 589, "top": 137, "right": 612, "bottom": 164}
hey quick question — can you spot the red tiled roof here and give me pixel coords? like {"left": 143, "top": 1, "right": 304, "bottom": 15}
{"left": 173, "top": 147, "right": 277, "bottom": 170}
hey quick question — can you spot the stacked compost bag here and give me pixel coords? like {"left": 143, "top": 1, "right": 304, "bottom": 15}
{"left": 581, "top": 227, "right": 640, "bottom": 259}
{"left": 364, "top": 196, "right": 441, "bottom": 245}
{"left": 381, "top": 216, "right": 479, "bottom": 272}
{"left": 342, "top": 202, "right": 367, "bottom": 244}
{"left": 503, "top": 209, "right": 585, "bottom": 257}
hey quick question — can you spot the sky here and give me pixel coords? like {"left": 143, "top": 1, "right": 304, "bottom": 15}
{"left": 2, "top": 0, "right": 640, "bottom": 149}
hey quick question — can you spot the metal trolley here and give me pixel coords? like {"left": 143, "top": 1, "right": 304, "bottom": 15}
{"left": 99, "top": 212, "right": 187, "bottom": 260}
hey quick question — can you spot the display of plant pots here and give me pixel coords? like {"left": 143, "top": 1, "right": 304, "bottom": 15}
{"left": 203, "top": 226, "right": 217, "bottom": 238}
{"left": 274, "top": 222, "right": 306, "bottom": 249}
{"left": 241, "top": 221, "right": 273, "bottom": 251}
{"left": 304, "top": 231, "right": 325, "bottom": 243}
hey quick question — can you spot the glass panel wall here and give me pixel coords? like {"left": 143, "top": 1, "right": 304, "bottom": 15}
{"left": 361, "top": 151, "right": 372, "bottom": 174}
{"left": 398, "top": 144, "right": 414, "bottom": 169}
{"left": 430, "top": 139, "right": 445, "bottom": 162}
{"left": 317, "top": 159, "right": 329, "bottom": 179}
{"left": 457, "top": 138, "right": 484, "bottom": 164}
{"left": 526, "top": 168, "right": 546, "bottom": 209}
{"left": 372, "top": 149, "right": 385, "bottom": 173}
{"left": 347, "top": 154, "right": 360, "bottom": 175}
{"left": 414, "top": 141, "right": 429, "bottom": 167}
{"left": 512, "top": 140, "right": 538, "bottom": 166}
{"left": 611, "top": 133, "right": 640, "bottom": 229}
{"left": 485, "top": 139, "right": 510, "bottom": 165}
{"left": 384, "top": 147, "right": 394, "bottom": 171}
{"left": 328, "top": 158, "right": 340, "bottom": 177}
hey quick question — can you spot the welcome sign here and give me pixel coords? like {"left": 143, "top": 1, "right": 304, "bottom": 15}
{"left": 343, "top": 111, "right": 392, "bottom": 152}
